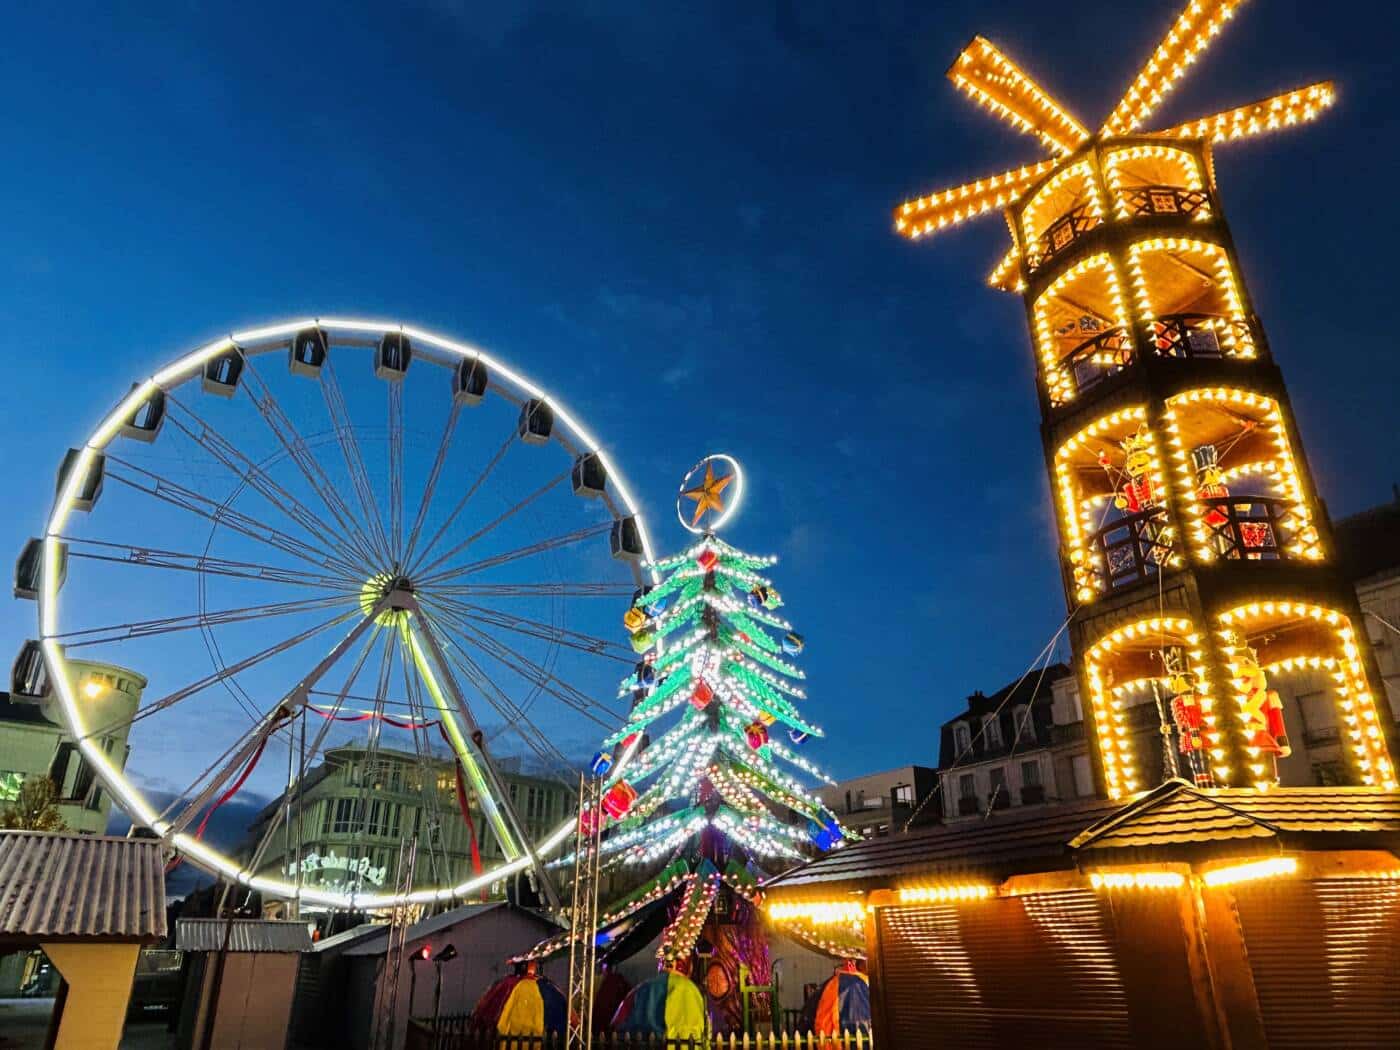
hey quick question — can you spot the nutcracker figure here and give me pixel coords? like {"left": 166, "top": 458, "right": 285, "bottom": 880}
{"left": 1231, "top": 639, "right": 1291, "bottom": 782}
{"left": 1192, "top": 444, "right": 1231, "bottom": 528}
{"left": 1099, "top": 425, "right": 1168, "bottom": 566}
{"left": 1164, "top": 648, "right": 1215, "bottom": 788}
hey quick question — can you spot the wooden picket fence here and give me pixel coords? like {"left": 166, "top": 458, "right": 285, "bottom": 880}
{"left": 405, "top": 1017, "right": 872, "bottom": 1050}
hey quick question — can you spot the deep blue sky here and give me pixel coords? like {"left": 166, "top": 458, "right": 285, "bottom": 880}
{"left": 3, "top": 0, "right": 1398, "bottom": 785}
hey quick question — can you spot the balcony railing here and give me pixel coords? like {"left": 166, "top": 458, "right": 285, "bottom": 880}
{"left": 1148, "top": 313, "right": 1252, "bottom": 360}
{"left": 1198, "top": 495, "right": 1296, "bottom": 560}
{"left": 1092, "top": 506, "right": 1172, "bottom": 590}
{"left": 1057, "top": 326, "right": 1133, "bottom": 403}
{"left": 1123, "top": 184, "right": 1211, "bottom": 218}
{"left": 1026, "top": 204, "right": 1100, "bottom": 273}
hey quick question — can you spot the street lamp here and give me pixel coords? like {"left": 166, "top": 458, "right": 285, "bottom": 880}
{"left": 432, "top": 943, "right": 460, "bottom": 1026}
{"left": 408, "top": 944, "right": 432, "bottom": 1020}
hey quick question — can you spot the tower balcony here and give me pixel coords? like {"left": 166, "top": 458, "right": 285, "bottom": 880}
{"left": 1160, "top": 387, "right": 1323, "bottom": 565}
{"left": 1054, "top": 405, "right": 1181, "bottom": 603}
{"left": 1217, "top": 601, "right": 1397, "bottom": 790}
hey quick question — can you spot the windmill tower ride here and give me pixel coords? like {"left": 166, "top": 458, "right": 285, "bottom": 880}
{"left": 897, "top": 0, "right": 1397, "bottom": 796}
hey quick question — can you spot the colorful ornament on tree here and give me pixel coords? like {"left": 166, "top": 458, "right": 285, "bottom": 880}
{"left": 623, "top": 606, "right": 649, "bottom": 634}
{"left": 630, "top": 630, "right": 655, "bottom": 654}
{"left": 590, "top": 750, "right": 614, "bottom": 778}
{"left": 788, "top": 728, "right": 810, "bottom": 746}
{"left": 696, "top": 549, "right": 719, "bottom": 573}
{"left": 602, "top": 781, "right": 638, "bottom": 820}
{"left": 690, "top": 679, "right": 715, "bottom": 710}
{"left": 747, "top": 586, "right": 769, "bottom": 609}
{"left": 782, "top": 632, "right": 805, "bottom": 655}
{"left": 745, "top": 721, "right": 770, "bottom": 750}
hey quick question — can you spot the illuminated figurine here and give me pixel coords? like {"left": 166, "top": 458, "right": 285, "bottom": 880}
{"left": 1107, "top": 426, "right": 1158, "bottom": 514}
{"left": 1164, "top": 649, "right": 1215, "bottom": 788}
{"left": 1192, "top": 444, "right": 1231, "bottom": 529}
{"left": 1232, "top": 641, "right": 1291, "bottom": 781}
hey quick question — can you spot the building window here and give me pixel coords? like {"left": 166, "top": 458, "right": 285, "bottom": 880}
{"left": 989, "top": 767, "right": 1007, "bottom": 792}
{"left": 1072, "top": 754, "right": 1095, "bottom": 797}
{"left": 1021, "top": 761, "right": 1041, "bottom": 787}
{"left": 983, "top": 716, "right": 1003, "bottom": 749}
{"left": 958, "top": 773, "right": 976, "bottom": 799}
{"left": 1011, "top": 705, "right": 1031, "bottom": 742}
{"left": 893, "top": 783, "right": 914, "bottom": 806}
{"left": 953, "top": 723, "right": 971, "bottom": 753}
{"left": 328, "top": 797, "right": 367, "bottom": 834}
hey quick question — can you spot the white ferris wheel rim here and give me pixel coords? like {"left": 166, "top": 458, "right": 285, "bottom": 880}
{"left": 38, "top": 316, "right": 659, "bottom": 910}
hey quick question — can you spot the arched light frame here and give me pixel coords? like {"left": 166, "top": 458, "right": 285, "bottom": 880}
{"left": 39, "top": 316, "right": 661, "bottom": 910}
{"left": 675, "top": 452, "right": 746, "bottom": 535}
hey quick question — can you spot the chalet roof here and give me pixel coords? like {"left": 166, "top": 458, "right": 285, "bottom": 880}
{"left": 765, "top": 798, "right": 1119, "bottom": 893}
{"left": 764, "top": 782, "right": 1400, "bottom": 896}
{"left": 177, "top": 918, "right": 313, "bottom": 953}
{"left": 337, "top": 901, "right": 561, "bottom": 957}
{"left": 0, "top": 831, "right": 166, "bottom": 943}
{"left": 1070, "top": 781, "right": 1400, "bottom": 857}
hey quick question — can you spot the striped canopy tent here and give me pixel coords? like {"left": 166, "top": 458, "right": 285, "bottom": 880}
{"left": 802, "top": 966, "right": 872, "bottom": 1035}
{"left": 610, "top": 969, "right": 708, "bottom": 1039}
{"left": 470, "top": 966, "right": 567, "bottom": 1036}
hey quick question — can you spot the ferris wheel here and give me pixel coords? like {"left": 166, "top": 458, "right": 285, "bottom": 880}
{"left": 17, "top": 318, "right": 658, "bottom": 910}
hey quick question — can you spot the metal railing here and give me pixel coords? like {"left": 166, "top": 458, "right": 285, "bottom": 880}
{"left": 1091, "top": 506, "right": 1172, "bottom": 589}
{"left": 405, "top": 1020, "right": 873, "bottom": 1050}
{"left": 1198, "top": 496, "right": 1294, "bottom": 561}
{"left": 1055, "top": 326, "right": 1133, "bottom": 403}
{"left": 1147, "top": 314, "right": 1252, "bottom": 360}
{"left": 1122, "top": 184, "right": 1211, "bottom": 219}
{"left": 1026, "top": 205, "right": 1100, "bottom": 272}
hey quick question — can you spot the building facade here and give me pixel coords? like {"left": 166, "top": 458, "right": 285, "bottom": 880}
{"left": 243, "top": 744, "right": 572, "bottom": 904}
{"left": 935, "top": 665, "right": 1085, "bottom": 821}
{"left": 816, "top": 765, "right": 938, "bottom": 838}
{"left": 0, "top": 657, "right": 144, "bottom": 833}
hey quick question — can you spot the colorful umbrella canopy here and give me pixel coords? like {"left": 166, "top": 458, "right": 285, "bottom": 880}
{"left": 470, "top": 970, "right": 568, "bottom": 1036}
{"left": 610, "top": 969, "right": 708, "bottom": 1039}
{"left": 804, "top": 969, "right": 872, "bottom": 1035}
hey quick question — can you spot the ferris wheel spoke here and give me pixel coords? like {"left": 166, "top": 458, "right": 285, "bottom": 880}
{"left": 422, "top": 600, "right": 620, "bottom": 726}
{"left": 422, "top": 631, "right": 584, "bottom": 783}
{"left": 406, "top": 431, "right": 514, "bottom": 577}
{"left": 60, "top": 537, "right": 360, "bottom": 591}
{"left": 319, "top": 357, "right": 395, "bottom": 566}
{"left": 403, "top": 612, "right": 561, "bottom": 905}
{"left": 80, "top": 607, "right": 364, "bottom": 743}
{"left": 401, "top": 403, "right": 462, "bottom": 569}
{"left": 51, "top": 594, "right": 359, "bottom": 649}
{"left": 163, "top": 395, "right": 377, "bottom": 571}
{"left": 426, "top": 594, "right": 633, "bottom": 662}
{"left": 415, "top": 468, "right": 573, "bottom": 578}
{"left": 237, "top": 363, "right": 391, "bottom": 569}
{"left": 417, "top": 521, "right": 612, "bottom": 588}
{"left": 104, "top": 458, "right": 362, "bottom": 578}
{"left": 161, "top": 621, "right": 383, "bottom": 834}
{"left": 388, "top": 379, "right": 405, "bottom": 560}
{"left": 431, "top": 582, "right": 634, "bottom": 599}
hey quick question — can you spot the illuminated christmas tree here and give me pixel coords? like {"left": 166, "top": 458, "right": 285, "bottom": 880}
{"left": 529, "top": 454, "right": 851, "bottom": 1031}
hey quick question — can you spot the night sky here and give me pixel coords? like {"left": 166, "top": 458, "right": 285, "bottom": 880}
{"left": 2, "top": 0, "right": 1398, "bottom": 793}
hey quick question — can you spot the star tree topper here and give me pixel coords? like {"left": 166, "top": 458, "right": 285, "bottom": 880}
{"left": 677, "top": 453, "right": 745, "bottom": 534}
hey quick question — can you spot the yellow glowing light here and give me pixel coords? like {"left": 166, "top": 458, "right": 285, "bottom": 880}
{"left": 949, "top": 37, "right": 1090, "bottom": 156}
{"left": 82, "top": 679, "right": 107, "bottom": 700}
{"left": 897, "top": 883, "right": 995, "bottom": 904}
{"left": 767, "top": 900, "right": 867, "bottom": 925}
{"left": 1101, "top": 0, "right": 1247, "bottom": 137}
{"left": 1090, "top": 870, "right": 1186, "bottom": 891}
{"left": 1154, "top": 82, "right": 1337, "bottom": 144}
{"left": 1202, "top": 856, "right": 1297, "bottom": 887}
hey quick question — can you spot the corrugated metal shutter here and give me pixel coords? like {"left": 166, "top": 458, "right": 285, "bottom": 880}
{"left": 1234, "top": 878, "right": 1400, "bottom": 1048}
{"left": 875, "top": 890, "right": 1131, "bottom": 1049}
{"left": 288, "top": 952, "right": 322, "bottom": 1046}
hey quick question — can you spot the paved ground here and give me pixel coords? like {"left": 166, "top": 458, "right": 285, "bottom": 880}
{"left": 0, "top": 999, "right": 175, "bottom": 1050}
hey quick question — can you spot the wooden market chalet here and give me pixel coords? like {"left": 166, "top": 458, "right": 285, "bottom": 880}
{"left": 764, "top": 2, "right": 1400, "bottom": 1047}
